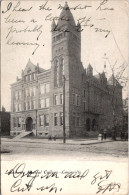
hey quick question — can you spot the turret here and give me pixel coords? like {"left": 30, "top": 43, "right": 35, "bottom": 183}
{"left": 87, "top": 64, "right": 93, "bottom": 76}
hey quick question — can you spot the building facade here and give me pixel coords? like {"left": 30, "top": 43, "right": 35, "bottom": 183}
{"left": 10, "top": 3, "right": 123, "bottom": 138}
{"left": 0, "top": 111, "right": 10, "bottom": 136}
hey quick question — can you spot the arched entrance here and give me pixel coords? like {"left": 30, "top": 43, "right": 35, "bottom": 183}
{"left": 92, "top": 119, "right": 97, "bottom": 131}
{"left": 86, "top": 118, "right": 91, "bottom": 131}
{"left": 26, "top": 117, "right": 33, "bottom": 131}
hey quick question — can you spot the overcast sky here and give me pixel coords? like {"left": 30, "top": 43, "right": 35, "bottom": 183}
{"left": 1, "top": 0, "right": 128, "bottom": 111}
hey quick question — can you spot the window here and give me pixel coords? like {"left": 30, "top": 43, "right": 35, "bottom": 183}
{"left": 54, "top": 60, "right": 58, "bottom": 87}
{"left": 39, "top": 115, "right": 44, "bottom": 126}
{"left": 24, "top": 76, "right": 27, "bottom": 82}
{"left": 40, "top": 84, "right": 45, "bottom": 94}
{"left": 54, "top": 95, "right": 58, "bottom": 105}
{"left": 60, "top": 94, "right": 63, "bottom": 104}
{"left": 28, "top": 101, "right": 30, "bottom": 110}
{"left": 72, "top": 116, "right": 76, "bottom": 126}
{"left": 31, "top": 101, "right": 35, "bottom": 109}
{"left": 40, "top": 99, "right": 44, "bottom": 108}
{"left": 19, "top": 91, "right": 22, "bottom": 99}
{"left": 46, "top": 83, "right": 50, "bottom": 93}
{"left": 18, "top": 104, "right": 21, "bottom": 111}
{"left": 84, "top": 102, "right": 86, "bottom": 111}
{"left": 15, "top": 104, "right": 18, "bottom": 112}
{"left": 84, "top": 89, "right": 86, "bottom": 97}
{"left": 76, "top": 117, "right": 80, "bottom": 126}
{"left": 72, "top": 94, "right": 76, "bottom": 105}
{"left": 33, "top": 101, "right": 36, "bottom": 109}
{"left": 60, "top": 58, "right": 64, "bottom": 85}
{"left": 24, "top": 102, "right": 26, "bottom": 110}
{"left": 33, "top": 87, "right": 36, "bottom": 96}
{"left": 15, "top": 91, "right": 18, "bottom": 100}
{"left": 44, "top": 114, "right": 49, "bottom": 126}
{"left": 54, "top": 113, "right": 57, "bottom": 126}
{"left": 25, "top": 88, "right": 29, "bottom": 97}
{"left": 31, "top": 73, "right": 34, "bottom": 80}
{"left": 13, "top": 104, "right": 16, "bottom": 112}
{"left": 13, "top": 118, "right": 17, "bottom": 127}
{"left": 17, "top": 117, "right": 21, "bottom": 127}
{"left": 60, "top": 112, "right": 63, "bottom": 125}
{"left": 77, "top": 95, "right": 80, "bottom": 106}
{"left": 45, "top": 98, "right": 49, "bottom": 107}
{"left": 33, "top": 73, "right": 36, "bottom": 80}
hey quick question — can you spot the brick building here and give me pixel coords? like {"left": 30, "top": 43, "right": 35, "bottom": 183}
{"left": 0, "top": 111, "right": 10, "bottom": 136}
{"left": 10, "top": 2, "right": 123, "bottom": 138}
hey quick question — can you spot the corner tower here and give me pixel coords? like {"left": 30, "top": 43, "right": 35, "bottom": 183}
{"left": 50, "top": 2, "right": 82, "bottom": 137}
{"left": 51, "top": 2, "right": 81, "bottom": 88}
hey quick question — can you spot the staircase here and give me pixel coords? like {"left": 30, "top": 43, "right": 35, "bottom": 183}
{"left": 13, "top": 131, "right": 33, "bottom": 139}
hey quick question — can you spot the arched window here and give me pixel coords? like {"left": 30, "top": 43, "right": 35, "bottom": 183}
{"left": 59, "top": 58, "right": 64, "bottom": 86}
{"left": 54, "top": 60, "right": 58, "bottom": 87}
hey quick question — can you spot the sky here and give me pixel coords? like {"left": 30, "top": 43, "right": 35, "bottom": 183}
{"left": 1, "top": 0, "right": 128, "bottom": 111}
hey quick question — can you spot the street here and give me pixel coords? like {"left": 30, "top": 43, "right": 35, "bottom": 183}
{"left": 1, "top": 137, "right": 128, "bottom": 161}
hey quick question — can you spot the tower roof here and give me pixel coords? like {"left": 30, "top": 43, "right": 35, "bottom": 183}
{"left": 57, "top": 2, "right": 76, "bottom": 28}
{"left": 107, "top": 74, "right": 121, "bottom": 87}
{"left": 51, "top": 19, "right": 56, "bottom": 29}
{"left": 87, "top": 64, "right": 93, "bottom": 69}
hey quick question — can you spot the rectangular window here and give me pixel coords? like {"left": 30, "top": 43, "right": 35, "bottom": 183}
{"left": 54, "top": 113, "right": 57, "bottom": 126}
{"left": 13, "top": 118, "right": 17, "bottom": 127}
{"left": 33, "top": 101, "right": 36, "bottom": 109}
{"left": 60, "top": 94, "right": 63, "bottom": 105}
{"left": 13, "top": 104, "right": 16, "bottom": 112}
{"left": 31, "top": 74, "right": 34, "bottom": 80}
{"left": 72, "top": 94, "right": 76, "bottom": 105}
{"left": 45, "top": 98, "right": 49, "bottom": 107}
{"left": 45, "top": 83, "right": 50, "bottom": 93}
{"left": 54, "top": 95, "right": 58, "bottom": 105}
{"left": 29, "top": 87, "right": 32, "bottom": 96}
{"left": 77, "top": 95, "right": 80, "bottom": 106}
{"left": 31, "top": 101, "right": 33, "bottom": 109}
{"left": 15, "top": 104, "right": 18, "bottom": 112}
{"left": 40, "top": 84, "right": 45, "bottom": 94}
{"left": 15, "top": 91, "right": 18, "bottom": 100}
{"left": 73, "top": 116, "right": 76, "bottom": 126}
{"left": 17, "top": 117, "right": 21, "bottom": 127}
{"left": 26, "top": 102, "right": 28, "bottom": 110}
{"left": 18, "top": 104, "right": 22, "bottom": 111}
{"left": 39, "top": 115, "right": 44, "bottom": 126}
{"left": 19, "top": 91, "right": 22, "bottom": 99}
{"left": 60, "top": 112, "right": 63, "bottom": 125}
{"left": 24, "top": 102, "right": 26, "bottom": 110}
{"left": 76, "top": 117, "right": 80, "bottom": 126}
{"left": 28, "top": 102, "right": 30, "bottom": 110}
{"left": 84, "top": 89, "right": 86, "bottom": 97}
{"left": 44, "top": 114, "right": 49, "bottom": 126}
{"left": 24, "top": 76, "right": 27, "bottom": 82}
{"left": 84, "top": 102, "right": 86, "bottom": 111}
{"left": 40, "top": 99, "right": 44, "bottom": 108}
{"left": 33, "top": 87, "right": 36, "bottom": 96}
{"left": 25, "top": 88, "right": 29, "bottom": 97}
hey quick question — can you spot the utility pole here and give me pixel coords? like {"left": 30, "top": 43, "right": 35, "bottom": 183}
{"left": 63, "top": 75, "right": 66, "bottom": 143}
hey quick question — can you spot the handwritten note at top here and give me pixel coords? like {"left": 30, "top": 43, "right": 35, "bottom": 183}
{"left": 2, "top": 0, "right": 114, "bottom": 55}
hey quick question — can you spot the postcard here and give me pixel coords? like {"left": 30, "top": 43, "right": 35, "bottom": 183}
{"left": 1, "top": 0, "right": 128, "bottom": 194}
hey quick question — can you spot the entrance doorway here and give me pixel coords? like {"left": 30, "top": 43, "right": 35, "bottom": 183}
{"left": 92, "top": 119, "right": 97, "bottom": 131}
{"left": 26, "top": 117, "right": 33, "bottom": 131}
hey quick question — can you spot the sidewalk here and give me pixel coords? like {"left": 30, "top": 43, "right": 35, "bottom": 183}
{"left": 1, "top": 137, "right": 113, "bottom": 145}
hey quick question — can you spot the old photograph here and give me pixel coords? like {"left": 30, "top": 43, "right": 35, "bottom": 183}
{"left": 1, "top": 0, "right": 128, "bottom": 194}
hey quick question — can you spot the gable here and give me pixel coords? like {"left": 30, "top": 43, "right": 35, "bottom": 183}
{"left": 23, "top": 59, "right": 37, "bottom": 75}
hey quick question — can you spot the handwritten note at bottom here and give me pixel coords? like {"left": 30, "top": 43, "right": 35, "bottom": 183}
{"left": 1, "top": 160, "right": 128, "bottom": 195}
